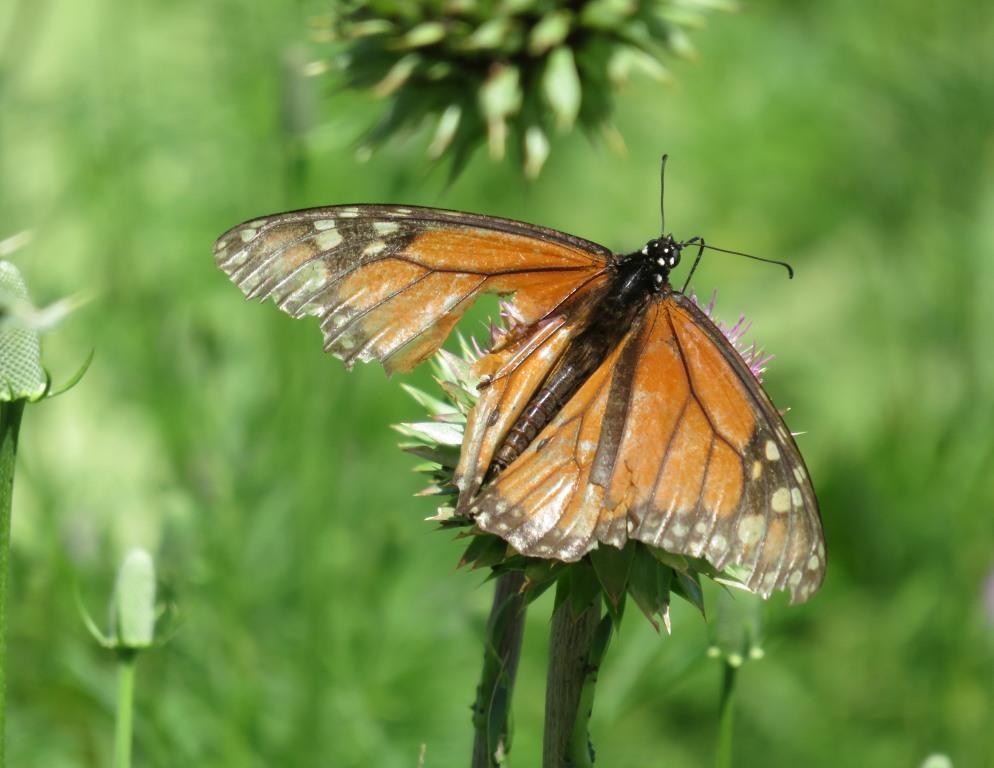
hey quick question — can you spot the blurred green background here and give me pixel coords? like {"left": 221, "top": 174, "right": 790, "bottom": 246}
{"left": 2, "top": 0, "right": 993, "bottom": 766}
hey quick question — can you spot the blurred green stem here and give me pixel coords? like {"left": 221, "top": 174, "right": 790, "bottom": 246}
{"left": 114, "top": 653, "right": 137, "bottom": 768}
{"left": 0, "top": 399, "right": 25, "bottom": 766}
{"left": 543, "top": 595, "right": 611, "bottom": 768}
{"left": 472, "top": 571, "right": 526, "bottom": 768}
{"left": 716, "top": 660, "right": 738, "bottom": 768}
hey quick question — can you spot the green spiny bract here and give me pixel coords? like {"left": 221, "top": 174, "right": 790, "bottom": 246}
{"left": 318, "top": 0, "right": 734, "bottom": 178}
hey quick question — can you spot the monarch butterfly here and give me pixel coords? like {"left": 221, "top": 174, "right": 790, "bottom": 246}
{"left": 213, "top": 162, "right": 825, "bottom": 603}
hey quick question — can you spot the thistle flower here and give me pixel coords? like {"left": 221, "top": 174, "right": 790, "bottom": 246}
{"left": 396, "top": 290, "right": 772, "bottom": 632}
{"left": 693, "top": 289, "right": 773, "bottom": 382}
{"left": 315, "top": 0, "right": 734, "bottom": 178}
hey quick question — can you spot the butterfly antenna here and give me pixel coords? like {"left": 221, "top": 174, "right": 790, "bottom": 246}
{"left": 701, "top": 243, "right": 794, "bottom": 279}
{"left": 680, "top": 238, "right": 794, "bottom": 293}
{"left": 659, "top": 154, "right": 668, "bottom": 234}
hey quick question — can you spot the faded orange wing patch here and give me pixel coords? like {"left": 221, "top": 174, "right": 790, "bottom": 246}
{"left": 472, "top": 294, "right": 825, "bottom": 603}
{"left": 213, "top": 205, "right": 609, "bottom": 375}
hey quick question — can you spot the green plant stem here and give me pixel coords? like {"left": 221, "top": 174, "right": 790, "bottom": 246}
{"left": 114, "top": 653, "right": 137, "bottom": 768}
{"left": 543, "top": 595, "right": 610, "bottom": 768}
{"left": 472, "top": 570, "right": 526, "bottom": 768}
{"left": 715, "top": 660, "right": 738, "bottom": 768}
{"left": 0, "top": 399, "right": 25, "bottom": 767}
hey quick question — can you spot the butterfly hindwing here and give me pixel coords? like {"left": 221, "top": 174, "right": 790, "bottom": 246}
{"left": 213, "top": 205, "right": 610, "bottom": 374}
{"left": 472, "top": 293, "right": 824, "bottom": 603}
{"left": 453, "top": 276, "right": 612, "bottom": 505}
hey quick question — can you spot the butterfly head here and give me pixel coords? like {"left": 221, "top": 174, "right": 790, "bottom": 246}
{"left": 641, "top": 235, "right": 683, "bottom": 288}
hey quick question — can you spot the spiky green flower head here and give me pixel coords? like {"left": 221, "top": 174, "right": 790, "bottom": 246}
{"left": 396, "top": 293, "right": 767, "bottom": 632}
{"left": 319, "top": 0, "right": 735, "bottom": 178}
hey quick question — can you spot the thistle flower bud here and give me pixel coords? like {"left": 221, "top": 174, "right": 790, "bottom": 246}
{"left": 0, "top": 258, "right": 46, "bottom": 403}
{"left": 109, "top": 549, "right": 157, "bottom": 651}
{"left": 321, "top": 0, "right": 732, "bottom": 177}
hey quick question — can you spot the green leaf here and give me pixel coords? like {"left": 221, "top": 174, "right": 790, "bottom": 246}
{"left": 542, "top": 47, "right": 581, "bottom": 131}
{"left": 580, "top": 0, "right": 637, "bottom": 29}
{"left": 344, "top": 19, "right": 395, "bottom": 39}
{"left": 479, "top": 65, "right": 521, "bottom": 159}
{"left": 569, "top": 562, "right": 601, "bottom": 617}
{"left": 427, "top": 104, "right": 463, "bottom": 158}
{"left": 399, "top": 441, "right": 461, "bottom": 467}
{"left": 666, "top": 26, "right": 698, "bottom": 59}
{"left": 74, "top": 582, "right": 113, "bottom": 648}
{"left": 460, "top": 534, "right": 506, "bottom": 568}
{"left": 373, "top": 53, "right": 421, "bottom": 97}
{"left": 628, "top": 545, "right": 672, "bottom": 632}
{"left": 523, "top": 125, "right": 550, "bottom": 179}
{"left": 647, "top": 545, "right": 690, "bottom": 573}
{"left": 461, "top": 17, "right": 515, "bottom": 51}
{"left": 392, "top": 420, "right": 463, "bottom": 445}
{"left": 400, "top": 382, "right": 457, "bottom": 416}
{"left": 44, "top": 348, "right": 94, "bottom": 399}
{"left": 398, "top": 21, "right": 447, "bottom": 48}
{"left": 607, "top": 46, "right": 672, "bottom": 86}
{"left": 528, "top": 10, "right": 572, "bottom": 55}
{"left": 671, "top": 569, "right": 706, "bottom": 616}
{"left": 479, "top": 64, "right": 522, "bottom": 122}
{"left": 589, "top": 542, "right": 635, "bottom": 618}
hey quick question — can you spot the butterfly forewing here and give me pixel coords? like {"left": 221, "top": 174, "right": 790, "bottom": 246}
{"left": 213, "top": 205, "right": 610, "bottom": 375}
{"left": 473, "top": 293, "right": 824, "bottom": 603}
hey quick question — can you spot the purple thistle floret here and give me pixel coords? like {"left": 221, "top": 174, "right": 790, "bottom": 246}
{"left": 693, "top": 289, "right": 773, "bottom": 382}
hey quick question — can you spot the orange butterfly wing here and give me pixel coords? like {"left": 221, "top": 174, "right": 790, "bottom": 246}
{"left": 472, "top": 293, "right": 824, "bottom": 603}
{"left": 213, "top": 205, "right": 609, "bottom": 374}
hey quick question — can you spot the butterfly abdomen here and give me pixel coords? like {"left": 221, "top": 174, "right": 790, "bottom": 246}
{"left": 489, "top": 258, "right": 654, "bottom": 476}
